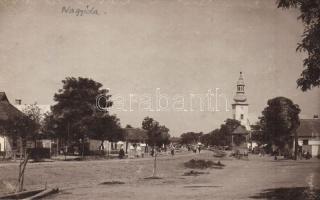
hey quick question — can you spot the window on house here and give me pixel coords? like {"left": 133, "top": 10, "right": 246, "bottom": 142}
{"left": 303, "top": 140, "right": 308, "bottom": 145}
{"left": 240, "top": 114, "right": 244, "bottom": 120}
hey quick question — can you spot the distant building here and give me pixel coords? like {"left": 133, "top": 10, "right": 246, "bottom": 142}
{"left": 232, "top": 72, "right": 250, "bottom": 130}
{"left": 296, "top": 117, "right": 320, "bottom": 157}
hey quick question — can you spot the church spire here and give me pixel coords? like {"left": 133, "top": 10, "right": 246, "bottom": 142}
{"left": 233, "top": 71, "right": 247, "bottom": 103}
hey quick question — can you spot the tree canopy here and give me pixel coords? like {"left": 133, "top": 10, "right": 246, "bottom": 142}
{"left": 49, "top": 77, "right": 121, "bottom": 147}
{"left": 277, "top": 0, "right": 320, "bottom": 91}
{"left": 260, "top": 96, "right": 300, "bottom": 149}
{"left": 88, "top": 113, "right": 124, "bottom": 143}
{"left": 142, "top": 117, "right": 170, "bottom": 147}
{"left": 180, "top": 132, "right": 202, "bottom": 145}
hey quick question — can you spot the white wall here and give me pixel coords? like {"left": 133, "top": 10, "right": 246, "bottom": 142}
{"left": 298, "top": 138, "right": 320, "bottom": 157}
{"left": 0, "top": 136, "right": 4, "bottom": 151}
{"left": 233, "top": 104, "right": 250, "bottom": 130}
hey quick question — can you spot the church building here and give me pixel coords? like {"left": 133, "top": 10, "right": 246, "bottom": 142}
{"left": 232, "top": 72, "right": 250, "bottom": 131}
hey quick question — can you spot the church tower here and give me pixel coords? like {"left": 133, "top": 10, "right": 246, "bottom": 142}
{"left": 232, "top": 72, "right": 250, "bottom": 130}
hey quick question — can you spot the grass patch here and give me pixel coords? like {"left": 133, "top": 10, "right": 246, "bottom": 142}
{"left": 184, "top": 159, "right": 225, "bottom": 169}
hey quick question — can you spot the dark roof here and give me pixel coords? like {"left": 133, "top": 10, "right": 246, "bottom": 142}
{"left": 124, "top": 128, "right": 148, "bottom": 142}
{"left": 232, "top": 125, "right": 249, "bottom": 135}
{"left": 0, "top": 92, "right": 24, "bottom": 121}
{"left": 297, "top": 119, "right": 320, "bottom": 138}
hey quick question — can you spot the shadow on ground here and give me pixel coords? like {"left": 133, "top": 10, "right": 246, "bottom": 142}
{"left": 250, "top": 187, "right": 320, "bottom": 200}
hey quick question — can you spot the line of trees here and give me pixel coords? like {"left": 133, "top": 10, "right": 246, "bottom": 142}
{"left": 179, "top": 119, "right": 241, "bottom": 147}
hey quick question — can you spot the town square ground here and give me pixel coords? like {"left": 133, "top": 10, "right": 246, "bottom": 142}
{"left": 0, "top": 151, "right": 319, "bottom": 200}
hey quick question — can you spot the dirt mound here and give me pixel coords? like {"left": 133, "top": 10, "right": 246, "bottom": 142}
{"left": 183, "top": 170, "right": 209, "bottom": 176}
{"left": 184, "top": 159, "right": 225, "bottom": 169}
{"left": 144, "top": 176, "right": 163, "bottom": 180}
{"left": 213, "top": 150, "right": 227, "bottom": 158}
{"left": 100, "top": 181, "right": 125, "bottom": 185}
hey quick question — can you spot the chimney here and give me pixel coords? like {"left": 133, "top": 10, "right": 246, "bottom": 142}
{"left": 314, "top": 115, "right": 319, "bottom": 119}
{"left": 15, "top": 99, "right": 22, "bottom": 105}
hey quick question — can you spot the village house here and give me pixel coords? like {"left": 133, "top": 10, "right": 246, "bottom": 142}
{"left": 296, "top": 116, "right": 320, "bottom": 157}
{"left": 87, "top": 127, "right": 148, "bottom": 157}
{"left": 0, "top": 92, "right": 26, "bottom": 158}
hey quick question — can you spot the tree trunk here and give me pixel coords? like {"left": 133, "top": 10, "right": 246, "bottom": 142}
{"left": 152, "top": 146, "right": 157, "bottom": 177}
{"left": 17, "top": 150, "right": 29, "bottom": 192}
{"left": 294, "top": 131, "right": 298, "bottom": 160}
{"left": 81, "top": 137, "right": 85, "bottom": 159}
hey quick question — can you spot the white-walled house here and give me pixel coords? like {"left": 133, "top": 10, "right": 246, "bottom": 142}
{"left": 296, "top": 118, "right": 320, "bottom": 157}
{"left": 87, "top": 128, "right": 148, "bottom": 157}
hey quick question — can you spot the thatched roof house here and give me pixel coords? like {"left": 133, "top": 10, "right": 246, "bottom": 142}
{"left": 296, "top": 118, "right": 320, "bottom": 157}
{"left": 0, "top": 92, "right": 24, "bottom": 121}
{"left": 0, "top": 92, "right": 25, "bottom": 152}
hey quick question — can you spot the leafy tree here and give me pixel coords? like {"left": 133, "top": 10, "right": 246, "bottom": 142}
{"left": 22, "top": 103, "right": 42, "bottom": 126}
{"left": 51, "top": 77, "right": 112, "bottom": 156}
{"left": 88, "top": 113, "right": 124, "bottom": 147}
{"left": 180, "top": 132, "right": 202, "bottom": 145}
{"left": 142, "top": 116, "right": 170, "bottom": 177}
{"left": 250, "top": 122, "right": 265, "bottom": 145}
{"left": 201, "top": 129, "right": 222, "bottom": 146}
{"left": 219, "top": 119, "right": 241, "bottom": 146}
{"left": 142, "top": 117, "right": 170, "bottom": 148}
{"left": 277, "top": 0, "right": 320, "bottom": 91}
{"left": 260, "top": 97, "right": 300, "bottom": 159}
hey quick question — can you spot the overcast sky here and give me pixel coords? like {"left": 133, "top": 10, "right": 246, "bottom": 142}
{"left": 0, "top": 0, "right": 319, "bottom": 136}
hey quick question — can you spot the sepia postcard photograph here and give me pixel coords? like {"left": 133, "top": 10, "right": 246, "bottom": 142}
{"left": 0, "top": 0, "right": 319, "bottom": 199}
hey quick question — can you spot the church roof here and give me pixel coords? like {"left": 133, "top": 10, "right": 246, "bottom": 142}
{"left": 237, "top": 72, "right": 245, "bottom": 85}
{"left": 232, "top": 125, "right": 249, "bottom": 135}
{"left": 0, "top": 92, "right": 25, "bottom": 121}
{"left": 233, "top": 93, "right": 247, "bottom": 102}
{"left": 233, "top": 72, "right": 247, "bottom": 103}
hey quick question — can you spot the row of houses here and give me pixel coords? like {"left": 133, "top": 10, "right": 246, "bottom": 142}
{"left": 0, "top": 92, "right": 149, "bottom": 158}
